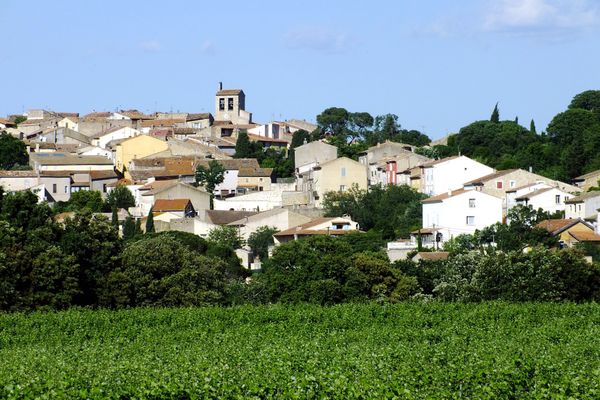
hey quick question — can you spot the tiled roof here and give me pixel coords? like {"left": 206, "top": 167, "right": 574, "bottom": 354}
{"left": 153, "top": 198, "right": 192, "bottom": 212}
{"left": 186, "top": 113, "right": 211, "bottom": 121}
{"left": 463, "top": 169, "right": 517, "bottom": 186}
{"left": 141, "top": 119, "right": 185, "bottom": 128}
{"left": 274, "top": 217, "right": 342, "bottom": 237}
{"left": 247, "top": 133, "right": 289, "bottom": 144}
{"left": 216, "top": 89, "right": 243, "bottom": 96}
{"left": 238, "top": 167, "right": 273, "bottom": 177}
{"left": 574, "top": 169, "right": 600, "bottom": 180}
{"left": 536, "top": 219, "right": 583, "bottom": 235}
{"left": 569, "top": 231, "right": 600, "bottom": 242}
{"left": 420, "top": 155, "right": 460, "bottom": 168}
{"left": 29, "top": 153, "right": 113, "bottom": 166}
{"left": 139, "top": 179, "right": 178, "bottom": 194}
{"left": 206, "top": 210, "right": 258, "bottom": 225}
{"left": 0, "top": 170, "right": 37, "bottom": 177}
{"left": 565, "top": 191, "right": 600, "bottom": 203}
{"left": 81, "top": 112, "right": 111, "bottom": 121}
{"left": 515, "top": 187, "right": 554, "bottom": 200}
{"left": 422, "top": 188, "right": 469, "bottom": 203}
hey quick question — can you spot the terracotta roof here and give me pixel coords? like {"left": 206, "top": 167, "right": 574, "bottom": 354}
{"left": 238, "top": 167, "right": 273, "bottom": 177}
{"left": 565, "top": 191, "right": 600, "bottom": 204}
{"left": 212, "top": 120, "right": 233, "bottom": 126}
{"left": 463, "top": 169, "right": 517, "bottom": 186}
{"left": 29, "top": 153, "right": 113, "bottom": 166}
{"left": 569, "top": 231, "right": 600, "bottom": 242}
{"left": 411, "top": 227, "right": 439, "bottom": 235}
{"left": 414, "top": 251, "right": 450, "bottom": 261}
{"left": 153, "top": 198, "right": 192, "bottom": 212}
{"left": 173, "top": 128, "right": 196, "bottom": 135}
{"left": 195, "top": 158, "right": 259, "bottom": 171}
{"left": 89, "top": 170, "right": 118, "bottom": 180}
{"left": 81, "top": 112, "right": 111, "bottom": 121}
{"left": 106, "top": 178, "right": 132, "bottom": 187}
{"left": 0, "top": 118, "right": 15, "bottom": 126}
{"left": 536, "top": 219, "right": 584, "bottom": 235}
{"left": 216, "top": 89, "right": 243, "bottom": 96}
{"left": 149, "top": 128, "right": 174, "bottom": 137}
{"left": 206, "top": 210, "right": 258, "bottom": 225}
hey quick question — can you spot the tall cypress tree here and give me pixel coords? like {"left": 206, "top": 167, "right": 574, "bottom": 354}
{"left": 111, "top": 206, "right": 118, "bottom": 228}
{"left": 134, "top": 218, "right": 142, "bottom": 236}
{"left": 490, "top": 103, "right": 500, "bottom": 123}
{"left": 123, "top": 216, "right": 135, "bottom": 240}
{"left": 146, "top": 208, "right": 155, "bottom": 233}
{"left": 530, "top": 119, "right": 537, "bottom": 134}
{"left": 234, "top": 131, "right": 251, "bottom": 158}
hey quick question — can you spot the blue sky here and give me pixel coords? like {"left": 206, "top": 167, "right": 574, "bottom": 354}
{"left": 1, "top": 0, "right": 599, "bottom": 139}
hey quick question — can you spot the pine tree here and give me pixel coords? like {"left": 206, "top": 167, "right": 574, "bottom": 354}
{"left": 490, "top": 103, "right": 500, "bottom": 123}
{"left": 514, "top": 116, "right": 519, "bottom": 124}
{"left": 111, "top": 206, "right": 118, "bottom": 228}
{"left": 530, "top": 119, "right": 537, "bottom": 134}
{"left": 123, "top": 216, "right": 135, "bottom": 240}
{"left": 146, "top": 208, "right": 155, "bottom": 233}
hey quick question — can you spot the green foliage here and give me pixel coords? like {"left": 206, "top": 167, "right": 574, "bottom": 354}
{"left": 0, "top": 132, "right": 28, "bottom": 169}
{"left": 122, "top": 216, "right": 136, "bottom": 240}
{"left": 105, "top": 186, "right": 135, "bottom": 210}
{"left": 145, "top": 208, "right": 155, "bottom": 233}
{"left": 13, "top": 116, "right": 27, "bottom": 125}
{"left": 258, "top": 236, "right": 417, "bottom": 304}
{"left": 66, "top": 190, "right": 104, "bottom": 212}
{"left": 530, "top": 119, "right": 536, "bottom": 134}
{"left": 195, "top": 160, "right": 225, "bottom": 195}
{"left": 247, "top": 226, "right": 277, "bottom": 260}
{"left": 569, "top": 90, "right": 600, "bottom": 112}
{"left": 323, "top": 184, "right": 424, "bottom": 238}
{"left": 104, "top": 236, "right": 226, "bottom": 307}
{"left": 207, "top": 225, "right": 244, "bottom": 249}
{"left": 490, "top": 103, "right": 500, "bottom": 123}
{"left": 111, "top": 206, "right": 118, "bottom": 227}
{"left": 234, "top": 130, "right": 252, "bottom": 158}
{"left": 2, "top": 303, "right": 599, "bottom": 398}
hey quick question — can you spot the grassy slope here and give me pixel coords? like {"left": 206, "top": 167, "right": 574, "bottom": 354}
{"left": 0, "top": 303, "right": 599, "bottom": 399}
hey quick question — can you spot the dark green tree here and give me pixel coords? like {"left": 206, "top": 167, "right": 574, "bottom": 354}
{"left": 145, "top": 208, "right": 155, "bottom": 233}
{"left": 111, "top": 206, "right": 118, "bottom": 228}
{"left": 0, "top": 132, "right": 28, "bottom": 169}
{"left": 247, "top": 226, "right": 277, "bottom": 260}
{"left": 490, "top": 103, "right": 500, "bottom": 123}
{"left": 234, "top": 131, "right": 252, "bottom": 158}
{"left": 530, "top": 119, "right": 536, "bottom": 134}
{"left": 316, "top": 107, "right": 350, "bottom": 136}
{"left": 134, "top": 218, "right": 142, "bottom": 236}
{"left": 195, "top": 160, "right": 225, "bottom": 205}
{"left": 122, "top": 216, "right": 136, "bottom": 240}
{"left": 105, "top": 186, "right": 135, "bottom": 210}
{"left": 207, "top": 225, "right": 244, "bottom": 249}
{"left": 68, "top": 190, "right": 104, "bottom": 212}
{"left": 569, "top": 90, "right": 600, "bottom": 112}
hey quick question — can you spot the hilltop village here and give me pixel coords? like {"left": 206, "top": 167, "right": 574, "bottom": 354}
{"left": 1, "top": 86, "right": 600, "bottom": 273}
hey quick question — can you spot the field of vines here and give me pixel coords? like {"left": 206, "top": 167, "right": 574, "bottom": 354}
{"left": 1, "top": 303, "right": 599, "bottom": 399}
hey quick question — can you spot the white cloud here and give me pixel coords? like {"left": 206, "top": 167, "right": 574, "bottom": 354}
{"left": 140, "top": 40, "right": 161, "bottom": 52}
{"left": 483, "top": 0, "right": 599, "bottom": 33}
{"left": 284, "top": 27, "right": 353, "bottom": 54}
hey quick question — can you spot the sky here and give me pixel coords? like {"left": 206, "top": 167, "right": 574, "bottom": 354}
{"left": 1, "top": 0, "right": 599, "bottom": 139}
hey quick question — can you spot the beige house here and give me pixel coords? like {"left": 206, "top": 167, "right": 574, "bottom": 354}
{"left": 573, "top": 170, "right": 600, "bottom": 191}
{"left": 300, "top": 157, "right": 368, "bottom": 208}
{"left": 136, "top": 180, "right": 210, "bottom": 218}
{"left": 537, "top": 219, "right": 600, "bottom": 247}
{"left": 237, "top": 167, "right": 273, "bottom": 193}
{"left": 227, "top": 208, "right": 313, "bottom": 240}
{"left": 115, "top": 135, "right": 169, "bottom": 179}
{"left": 294, "top": 140, "right": 338, "bottom": 174}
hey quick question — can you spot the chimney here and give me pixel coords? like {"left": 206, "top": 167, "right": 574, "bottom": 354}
{"left": 218, "top": 82, "right": 223, "bottom": 91}
{"left": 529, "top": 166, "right": 533, "bottom": 173}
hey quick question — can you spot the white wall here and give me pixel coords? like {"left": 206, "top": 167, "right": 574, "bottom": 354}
{"left": 95, "top": 127, "right": 139, "bottom": 149}
{"left": 517, "top": 188, "right": 574, "bottom": 214}
{"left": 424, "top": 156, "right": 494, "bottom": 196}
{"left": 422, "top": 189, "right": 503, "bottom": 241}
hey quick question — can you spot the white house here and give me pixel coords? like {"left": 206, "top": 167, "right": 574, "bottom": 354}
{"left": 565, "top": 191, "right": 600, "bottom": 220}
{"left": 92, "top": 126, "right": 140, "bottom": 149}
{"left": 515, "top": 187, "right": 574, "bottom": 214}
{"left": 421, "top": 188, "right": 503, "bottom": 243}
{"left": 227, "top": 208, "right": 313, "bottom": 240}
{"left": 420, "top": 156, "right": 495, "bottom": 196}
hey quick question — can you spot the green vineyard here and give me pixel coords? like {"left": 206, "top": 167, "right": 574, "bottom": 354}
{"left": 1, "top": 303, "right": 599, "bottom": 399}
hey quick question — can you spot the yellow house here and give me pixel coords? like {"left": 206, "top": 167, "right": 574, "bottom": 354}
{"left": 309, "top": 157, "right": 368, "bottom": 208}
{"left": 115, "top": 135, "right": 169, "bottom": 179}
{"left": 536, "top": 219, "right": 600, "bottom": 247}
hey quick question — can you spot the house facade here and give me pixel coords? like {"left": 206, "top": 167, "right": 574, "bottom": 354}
{"left": 565, "top": 191, "right": 600, "bottom": 220}
{"left": 420, "top": 156, "right": 495, "bottom": 196}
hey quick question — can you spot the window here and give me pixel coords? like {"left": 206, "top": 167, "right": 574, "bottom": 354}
{"left": 496, "top": 181, "right": 503, "bottom": 189}
{"left": 228, "top": 98, "right": 234, "bottom": 110}
{"left": 555, "top": 194, "right": 561, "bottom": 204}
{"left": 219, "top": 98, "right": 225, "bottom": 111}
{"left": 340, "top": 185, "right": 346, "bottom": 192}
{"left": 341, "top": 167, "right": 346, "bottom": 177}
{"left": 469, "top": 198, "right": 476, "bottom": 208}
{"left": 509, "top": 180, "right": 516, "bottom": 188}
{"left": 103, "top": 184, "right": 107, "bottom": 193}
{"left": 52, "top": 183, "right": 57, "bottom": 193}
{"left": 466, "top": 216, "right": 475, "bottom": 225}
{"left": 64, "top": 186, "right": 68, "bottom": 193}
